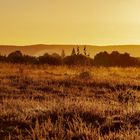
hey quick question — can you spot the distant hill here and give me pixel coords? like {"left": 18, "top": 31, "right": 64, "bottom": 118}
{"left": 0, "top": 44, "right": 139, "bottom": 58}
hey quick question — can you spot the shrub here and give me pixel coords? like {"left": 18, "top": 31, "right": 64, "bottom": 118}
{"left": 38, "top": 53, "right": 62, "bottom": 65}
{"left": 7, "top": 51, "right": 23, "bottom": 63}
{"left": 118, "top": 90, "right": 136, "bottom": 105}
{"left": 63, "top": 54, "right": 94, "bottom": 66}
{"left": 78, "top": 71, "right": 92, "bottom": 79}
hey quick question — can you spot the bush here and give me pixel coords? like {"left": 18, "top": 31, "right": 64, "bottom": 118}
{"left": 118, "top": 90, "right": 136, "bottom": 105}
{"left": 7, "top": 51, "right": 23, "bottom": 63}
{"left": 38, "top": 53, "right": 62, "bottom": 65}
{"left": 93, "top": 51, "right": 139, "bottom": 67}
{"left": 79, "top": 71, "right": 92, "bottom": 79}
{"left": 64, "top": 54, "right": 94, "bottom": 66}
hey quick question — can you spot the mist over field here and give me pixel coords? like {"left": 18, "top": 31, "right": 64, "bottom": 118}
{"left": 0, "top": 44, "right": 140, "bottom": 57}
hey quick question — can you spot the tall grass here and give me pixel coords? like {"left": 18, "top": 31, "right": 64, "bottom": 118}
{"left": 0, "top": 63, "right": 140, "bottom": 139}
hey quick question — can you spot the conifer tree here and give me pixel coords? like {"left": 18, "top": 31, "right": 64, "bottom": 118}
{"left": 77, "top": 46, "right": 80, "bottom": 55}
{"left": 71, "top": 48, "right": 76, "bottom": 55}
{"left": 83, "top": 46, "right": 87, "bottom": 56}
{"left": 61, "top": 49, "right": 65, "bottom": 58}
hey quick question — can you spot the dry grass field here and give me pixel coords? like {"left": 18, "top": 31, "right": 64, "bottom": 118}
{"left": 0, "top": 63, "right": 140, "bottom": 140}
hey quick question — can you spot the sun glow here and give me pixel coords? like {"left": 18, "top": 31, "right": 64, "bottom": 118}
{"left": 0, "top": 0, "right": 140, "bottom": 46}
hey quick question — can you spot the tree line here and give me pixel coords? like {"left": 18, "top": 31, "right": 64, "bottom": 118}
{"left": 0, "top": 47, "right": 140, "bottom": 67}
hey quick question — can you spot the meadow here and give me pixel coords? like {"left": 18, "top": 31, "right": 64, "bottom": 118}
{"left": 0, "top": 63, "right": 140, "bottom": 140}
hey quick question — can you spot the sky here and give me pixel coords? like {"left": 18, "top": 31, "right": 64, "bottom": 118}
{"left": 0, "top": 0, "right": 140, "bottom": 45}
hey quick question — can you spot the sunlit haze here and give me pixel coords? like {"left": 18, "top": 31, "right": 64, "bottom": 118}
{"left": 0, "top": 0, "right": 140, "bottom": 45}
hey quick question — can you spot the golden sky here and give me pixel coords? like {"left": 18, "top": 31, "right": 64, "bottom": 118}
{"left": 0, "top": 0, "right": 140, "bottom": 45}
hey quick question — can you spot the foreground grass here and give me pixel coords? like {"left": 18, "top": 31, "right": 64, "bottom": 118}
{"left": 0, "top": 63, "right": 140, "bottom": 139}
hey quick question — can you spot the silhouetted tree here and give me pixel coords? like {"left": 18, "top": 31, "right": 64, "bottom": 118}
{"left": 71, "top": 48, "right": 76, "bottom": 55}
{"left": 64, "top": 54, "right": 94, "bottom": 66}
{"left": 93, "top": 51, "right": 110, "bottom": 66}
{"left": 87, "top": 53, "right": 90, "bottom": 57}
{"left": 83, "top": 46, "right": 87, "bottom": 56}
{"left": 2, "top": 49, "right": 140, "bottom": 67}
{"left": 93, "top": 51, "right": 139, "bottom": 67}
{"left": 61, "top": 50, "right": 65, "bottom": 58}
{"left": 77, "top": 46, "right": 80, "bottom": 55}
{"left": 38, "top": 53, "right": 62, "bottom": 65}
{"left": 7, "top": 51, "right": 23, "bottom": 63}
{"left": 52, "top": 53, "right": 61, "bottom": 58}
{"left": 23, "top": 55, "right": 38, "bottom": 64}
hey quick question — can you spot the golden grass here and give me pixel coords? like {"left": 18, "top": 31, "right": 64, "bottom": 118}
{"left": 0, "top": 63, "right": 140, "bottom": 139}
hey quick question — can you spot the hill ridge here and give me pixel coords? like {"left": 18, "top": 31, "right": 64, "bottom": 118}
{"left": 0, "top": 44, "right": 139, "bottom": 57}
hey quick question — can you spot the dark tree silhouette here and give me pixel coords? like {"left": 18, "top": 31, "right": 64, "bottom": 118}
{"left": 2, "top": 49, "right": 140, "bottom": 67}
{"left": 93, "top": 51, "right": 138, "bottom": 67}
{"left": 64, "top": 54, "right": 94, "bottom": 66}
{"left": 22, "top": 55, "right": 38, "bottom": 64}
{"left": 61, "top": 50, "right": 65, "bottom": 58}
{"left": 52, "top": 53, "right": 61, "bottom": 58}
{"left": 83, "top": 46, "right": 87, "bottom": 56}
{"left": 38, "top": 53, "right": 62, "bottom": 65}
{"left": 7, "top": 51, "right": 23, "bottom": 63}
{"left": 71, "top": 48, "right": 76, "bottom": 55}
{"left": 94, "top": 51, "right": 110, "bottom": 66}
{"left": 77, "top": 46, "right": 80, "bottom": 55}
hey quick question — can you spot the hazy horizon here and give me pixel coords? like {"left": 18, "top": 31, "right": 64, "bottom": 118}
{"left": 1, "top": 43, "right": 140, "bottom": 46}
{"left": 0, "top": 44, "right": 139, "bottom": 57}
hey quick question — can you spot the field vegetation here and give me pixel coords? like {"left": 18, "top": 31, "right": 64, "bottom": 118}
{"left": 0, "top": 47, "right": 140, "bottom": 67}
{"left": 0, "top": 63, "right": 140, "bottom": 139}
